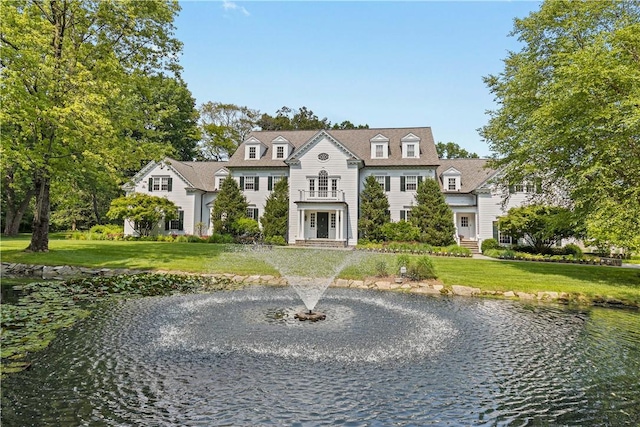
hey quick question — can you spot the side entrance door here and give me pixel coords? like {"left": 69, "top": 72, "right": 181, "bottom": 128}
{"left": 317, "top": 212, "right": 329, "bottom": 238}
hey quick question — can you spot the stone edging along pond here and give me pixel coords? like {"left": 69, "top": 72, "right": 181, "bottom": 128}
{"left": 2, "top": 262, "right": 635, "bottom": 308}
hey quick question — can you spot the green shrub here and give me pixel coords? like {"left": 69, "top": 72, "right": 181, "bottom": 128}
{"left": 374, "top": 260, "right": 389, "bottom": 277}
{"left": 446, "top": 245, "right": 471, "bottom": 256}
{"left": 207, "top": 233, "right": 234, "bottom": 244}
{"left": 186, "top": 235, "right": 204, "bottom": 243}
{"left": 396, "top": 254, "right": 410, "bottom": 274}
{"left": 264, "top": 235, "right": 287, "bottom": 246}
{"left": 232, "top": 217, "right": 260, "bottom": 237}
{"left": 563, "top": 243, "right": 583, "bottom": 258}
{"left": 481, "top": 238, "right": 500, "bottom": 253}
{"left": 406, "top": 255, "right": 437, "bottom": 280}
{"left": 380, "top": 221, "right": 421, "bottom": 242}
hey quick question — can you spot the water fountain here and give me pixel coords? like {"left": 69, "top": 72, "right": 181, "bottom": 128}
{"left": 2, "top": 248, "right": 640, "bottom": 426}
{"left": 249, "top": 246, "right": 359, "bottom": 321}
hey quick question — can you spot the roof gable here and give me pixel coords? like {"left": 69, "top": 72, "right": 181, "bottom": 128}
{"left": 286, "top": 130, "right": 361, "bottom": 164}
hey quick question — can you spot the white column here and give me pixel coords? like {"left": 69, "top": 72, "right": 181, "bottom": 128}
{"left": 299, "top": 209, "right": 304, "bottom": 240}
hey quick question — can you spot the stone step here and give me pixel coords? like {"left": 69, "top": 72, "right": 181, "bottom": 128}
{"left": 294, "top": 239, "right": 348, "bottom": 249}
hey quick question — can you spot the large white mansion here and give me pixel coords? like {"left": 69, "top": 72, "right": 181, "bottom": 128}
{"left": 124, "top": 127, "right": 531, "bottom": 250}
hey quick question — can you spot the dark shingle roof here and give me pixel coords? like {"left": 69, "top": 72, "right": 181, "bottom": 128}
{"left": 226, "top": 127, "right": 440, "bottom": 167}
{"left": 437, "top": 159, "right": 497, "bottom": 193}
{"left": 165, "top": 158, "right": 223, "bottom": 192}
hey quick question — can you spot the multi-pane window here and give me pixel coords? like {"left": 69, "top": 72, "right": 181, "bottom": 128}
{"left": 448, "top": 178, "right": 457, "bottom": 191}
{"left": 318, "top": 171, "right": 328, "bottom": 197}
{"left": 514, "top": 184, "right": 524, "bottom": 193}
{"left": 405, "top": 176, "right": 418, "bottom": 191}
{"left": 375, "top": 144, "right": 384, "bottom": 158}
{"left": 166, "top": 210, "right": 184, "bottom": 231}
{"left": 526, "top": 184, "right": 535, "bottom": 193}
{"left": 375, "top": 175, "right": 386, "bottom": 188}
{"left": 244, "top": 177, "right": 254, "bottom": 190}
{"left": 246, "top": 207, "right": 259, "bottom": 221}
{"left": 406, "top": 144, "right": 415, "bottom": 158}
{"left": 331, "top": 179, "right": 338, "bottom": 197}
{"left": 400, "top": 210, "right": 412, "bottom": 221}
{"left": 309, "top": 179, "right": 315, "bottom": 197}
{"left": 330, "top": 213, "right": 336, "bottom": 228}
{"left": 310, "top": 213, "right": 316, "bottom": 228}
{"left": 461, "top": 216, "right": 469, "bottom": 228}
{"left": 272, "top": 175, "right": 282, "bottom": 186}
{"left": 150, "top": 176, "right": 172, "bottom": 192}
{"left": 276, "top": 146, "right": 285, "bottom": 158}
{"left": 249, "top": 146, "right": 256, "bottom": 159}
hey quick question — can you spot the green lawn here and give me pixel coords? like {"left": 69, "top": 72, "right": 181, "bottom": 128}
{"left": 2, "top": 236, "right": 640, "bottom": 306}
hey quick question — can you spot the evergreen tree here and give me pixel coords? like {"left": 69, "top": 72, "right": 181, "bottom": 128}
{"left": 359, "top": 175, "right": 390, "bottom": 241}
{"left": 411, "top": 178, "right": 456, "bottom": 246}
{"left": 212, "top": 177, "right": 248, "bottom": 235}
{"left": 260, "top": 178, "right": 289, "bottom": 241}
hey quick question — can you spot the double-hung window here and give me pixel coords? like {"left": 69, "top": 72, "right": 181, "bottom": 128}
{"left": 149, "top": 176, "right": 172, "bottom": 192}
{"left": 448, "top": 178, "right": 457, "bottom": 191}
{"left": 318, "top": 171, "right": 328, "bottom": 197}
{"left": 405, "top": 176, "right": 417, "bottom": 191}
{"left": 249, "top": 146, "right": 256, "bottom": 159}
{"left": 375, "top": 144, "right": 384, "bottom": 158}
{"left": 276, "top": 146, "right": 285, "bottom": 159}
{"left": 406, "top": 144, "right": 415, "bottom": 158}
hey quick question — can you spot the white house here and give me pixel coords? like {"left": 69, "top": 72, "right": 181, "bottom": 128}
{"left": 124, "top": 127, "right": 539, "bottom": 251}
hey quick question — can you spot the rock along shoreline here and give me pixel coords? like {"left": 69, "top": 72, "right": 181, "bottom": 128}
{"left": 1, "top": 262, "right": 636, "bottom": 309}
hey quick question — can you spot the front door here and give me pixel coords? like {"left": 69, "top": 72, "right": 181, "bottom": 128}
{"left": 317, "top": 212, "right": 329, "bottom": 238}
{"left": 458, "top": 215, "right": 471, "bottom": 239}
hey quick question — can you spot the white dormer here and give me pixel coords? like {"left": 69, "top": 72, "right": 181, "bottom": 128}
{"left": 214, "top": 167, "right": 229, "bottom": 191}
{"left": 244, "top": 136, "right": 267, "bottom": 160}
{"left": 370, "top": 134, "right": 389, "bottom": 159}
{"left": 401, "top": 133, "right": 420, "bottom": 159}
{"left": 271, "top": 135, "right": 294, "bottom": 160}
{"left": 442, "top": 167, "right": 461, "bottom": 191}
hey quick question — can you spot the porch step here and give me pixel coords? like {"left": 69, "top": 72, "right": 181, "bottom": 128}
{"left": 460, "top": 239, "right": 480, "bottom": 254}
{"left": 294, "top": 239, "right": 348, "bottom": 249}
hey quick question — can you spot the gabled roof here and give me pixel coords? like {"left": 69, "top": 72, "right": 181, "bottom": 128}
{"left": 437, "top": 159, "right": 497, "bottom": 193}
{"left": 226, "top": 127, "right": 440, "bottom": 167}
{"left": 127, "top": 158, "right": 225, "bottom": 192}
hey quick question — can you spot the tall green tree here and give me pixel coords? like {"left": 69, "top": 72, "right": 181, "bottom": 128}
{"left": 257, "top": 106, "right": 368, "bottom": 131}
{"left": 359, "top": 175, "right": 390, "bottom": 241}
{"left": 211, "top": 176, "right": 249, "bottom": 235}
{"left": 260, "top": 178, "right": 289, "bottom": 241}
{"left": 106, "top": 193, "right": 178, "bottom": 237}
{"left": 436, "top": 142, "right": 479, "bottom": 159}
{"left": 199, "top": 102, "right": 259, "bottom": 161}
{"left": 411, "top": 178, "right": 455, "bottom": 246}
{"left": 1, "top": 0, "right": 182, "bottom": 251}
{"left": 480, "top": 0, "right": 640, "bottom": 251}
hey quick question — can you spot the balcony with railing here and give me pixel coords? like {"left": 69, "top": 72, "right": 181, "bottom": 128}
{"left": 297, "top": 189, "right": 346, "bottom": 202}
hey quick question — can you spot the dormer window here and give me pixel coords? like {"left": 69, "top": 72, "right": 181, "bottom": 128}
{"left": 244, "top": 136, "right": 267, "bottom": 160}
{"left": 249, "top": 146, "right": 256, "bottom": 159}
{"left": 401, "top": 133, "right": 420, "bottom": 159}
{"left": 370, "top": 134, "right": 389, "bottom": 159}
{"left": 448, "top": 178, "right": 457, "bottom": 191}
{"left": 375, "top": 144, "right": 384, "bottom": 158}
{"left": 276, "top": 146, "right": 284, "bottom": 158}
{"left": 271, "top": 136, "right": 293, "bottom": 160}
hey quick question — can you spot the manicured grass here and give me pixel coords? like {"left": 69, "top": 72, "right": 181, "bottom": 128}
{"left": 2, "top": 237, "right": 639, "bottom": 306}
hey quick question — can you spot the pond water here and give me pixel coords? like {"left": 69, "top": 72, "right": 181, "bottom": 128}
{"left": 2, "top": 287, "right": 639, "bottom": 426}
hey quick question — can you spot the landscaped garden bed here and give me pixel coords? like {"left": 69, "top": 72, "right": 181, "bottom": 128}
{"left": 356, "top": 241, "right": 472, "bottom": 257}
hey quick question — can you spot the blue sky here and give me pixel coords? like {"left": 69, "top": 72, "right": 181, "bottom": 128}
{"left": 175, "top": 1, "right": 541, "bottom": 157}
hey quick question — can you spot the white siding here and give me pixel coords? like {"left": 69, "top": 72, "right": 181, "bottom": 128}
{"left": 233, "top": 169, "right": 289, "bottom": 228}
{"left": 477, "top": 188, "right": 530, "bottom": 242}
{"left": 360, "top": 167, "right": 437, "bottom": 222}
{"left": 124, "top": 163, "right": 197, "bottom": 236}
{"left": 288, "top": 136, "right": 359, "bottom": 245}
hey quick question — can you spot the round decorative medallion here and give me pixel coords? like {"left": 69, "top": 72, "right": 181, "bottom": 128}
{"left": 318, "top": 152, "right": 329, "bottom": 161}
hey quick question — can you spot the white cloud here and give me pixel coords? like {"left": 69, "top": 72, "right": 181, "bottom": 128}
{"left": 222, "top": 0, "right": 250, "bottom": 17}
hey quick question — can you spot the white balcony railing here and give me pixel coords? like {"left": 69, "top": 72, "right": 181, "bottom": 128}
{"left": 297, "top": 189, "right": 345, "bottom": 202}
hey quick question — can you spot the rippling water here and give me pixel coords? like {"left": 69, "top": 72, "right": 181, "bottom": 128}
{"left": 2, "top": 287, "right": 639, "bottom": 426}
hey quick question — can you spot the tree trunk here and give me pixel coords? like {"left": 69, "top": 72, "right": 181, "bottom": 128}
{"left": 3, "top": 171, "right": 35, "bottom": 236}
{"left": 26, "top": 176, "right": 51, "bottom": 252}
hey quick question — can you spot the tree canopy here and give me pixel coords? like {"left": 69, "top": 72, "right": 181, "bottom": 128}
{"left": 1, "top": 0, "right": 183, "bottom": 251}
{"left": 480, "top": 0, "right": 640, "bottom": 251}
{"left": 436, "top": 142, "right": 479, "bottom": 159}
{"left": 211, "top": 176, "right": 249, "bottom": 235}
{"left": 358, "top": 175, "right": 390, "bottom": 241}
{"left": 498, "top": 205, "right": 580, "bottom": 254}
{"left": 198, "top": 102, "right": 260, "bottom": 161}
{"left": 106, "top": 193, "right": 178, "bottom": 237}
{"left": 257, "top": 106, "right": 368, "bottom": 131}
{"left": 410, "top": 178, "right": 456, "bottom": 246}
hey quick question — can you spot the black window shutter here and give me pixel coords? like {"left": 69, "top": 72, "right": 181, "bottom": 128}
{"left": 508, "top": 184, "right": 515, "bottom": 194}
{"left": 165, "top": 220, "right": 169, "bottom": 231}
{"left": 179, "top": 210, "right": 184, "bottom": 230}
{"left": 385, "top": 176, "right": 390, "bottom": 192}
{"left": 417, "top": 176, "right": 423, "bottom": 186}
{"left": 254, "top": 176, "right": 259, "bottom": 191}
{"left": 253, "top": 208, "right": 259, "bottom": 220}
{"left": 492, "top": 221, "right": 499, "bottom": 241}
{"left": 240, "top": 177, "right": 244, "bottom": 189}
{"left": 400, "top": 176, "right": 406, "bottom": 192}
{"left": 400, "top": 210, "right": 406, "bottom": 221}
{"left": 148, "top": 178, "right": 153, "bottom": 192}
{"left": 167, "top": 178, "right": 172, "bottom": 192}
{"left": 268, "top": 176, "right": 273, "bottom": 191}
